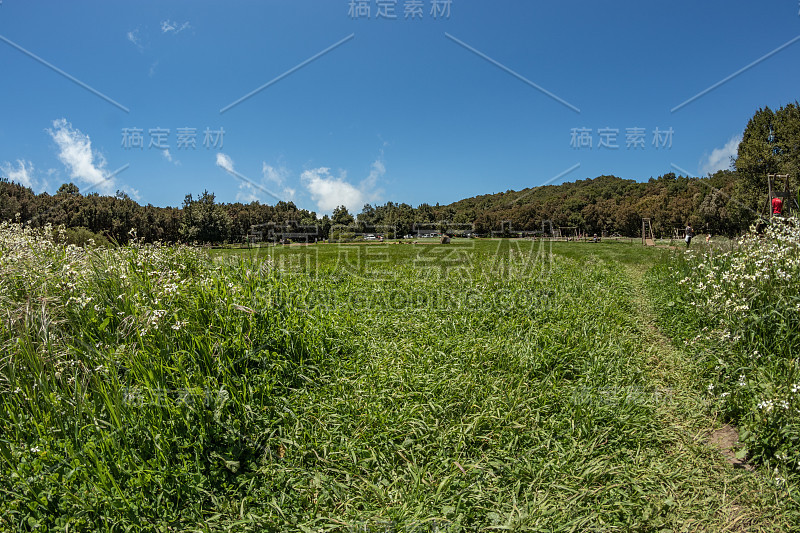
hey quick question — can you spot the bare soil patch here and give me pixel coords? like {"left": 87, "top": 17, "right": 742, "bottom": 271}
{"left": 707, "top": 424, "right": 755, "bottom": 472}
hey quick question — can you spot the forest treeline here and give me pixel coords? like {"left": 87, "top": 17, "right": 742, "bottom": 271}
{"left": 1, "top": 102, "right": 797, "bottom": 244}
{"left": 0, "top": 170, "right": 746, "bottom": 243}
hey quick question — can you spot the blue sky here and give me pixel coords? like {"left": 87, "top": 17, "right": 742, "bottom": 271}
{"left": 1, "top": 1, "right": 799, "bottom": 216}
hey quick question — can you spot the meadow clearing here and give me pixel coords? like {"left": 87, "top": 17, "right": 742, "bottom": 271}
{"left": 1, "top": 222, "right": 799, "bottom": 531}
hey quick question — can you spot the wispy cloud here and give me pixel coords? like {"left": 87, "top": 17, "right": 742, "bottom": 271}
{"left": 162, "top": 149, "right": 180, "bottom": 166}
{"left": 161, "top": 20, "right": 191, "bottom": 34}
{"left": 216, "top": 154, "right": 289, "bottom": 204}
{"left": 302, "top": 159, "right": 384, "bottom": 214}
{"left": 123, "top": 186, "right": 142, "bottom": 202}
{"left": 216, "top": 153, "right": 235, "bottom": 173}
{"left": 237, "top": 180, "right": 294, "bottom": 204}
{"left": 700, "top": 135, "right": 741, "bottom": 176}
{"left": 236, "top": 188, "right": 260, "bottom": 204}
{"left": 362, "top": 158, "right": 385, "bottom": 191}
{"left": 255, "top": 163, "right": 295, "bottom": 202}
{"left": 126, "top": 29, "right": 142, "bottom": 50}
{"left": 47, "top": 118, "right": 117, "bottom": 195}
{"left": 0, "top": 159, "right": 35, "bottom": 188}
{"left": 262, "top": 162, "right": 287, "bottom": 185}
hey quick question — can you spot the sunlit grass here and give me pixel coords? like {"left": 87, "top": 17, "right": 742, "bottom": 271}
{"left": 0, "top": 223, "right": 795, "bottom": 531}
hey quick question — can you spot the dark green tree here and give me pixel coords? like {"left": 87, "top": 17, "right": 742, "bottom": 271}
{"left": 332, "top": 205, "right": 355, "bottom": 227}
{"left": 735, "top": 106, "right": 778, "bottom": 194}
{"left": 56, "top": 183, "right": 80, "bottom": 196}
{"left": 180, "top": 191, "right": 232, "bottom": 243}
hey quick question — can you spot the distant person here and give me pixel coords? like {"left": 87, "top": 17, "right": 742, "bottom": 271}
{"left": 685, "top": 224, "right": 694, "bottom": 248}
{"left": 772, "top": 196, "right": 784, "bottom": 216}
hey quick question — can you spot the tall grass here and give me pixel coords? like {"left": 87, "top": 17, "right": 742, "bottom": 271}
{"left": 0, "top": 223, "right": 338, "bottom": 530}
{"left": 0, "top": 224, "right": 793, "bottom": 530}
{"left": 648, "top": 218, "right": 800, "bottom": 480}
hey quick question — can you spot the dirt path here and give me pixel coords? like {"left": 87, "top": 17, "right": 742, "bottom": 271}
{"left": 624, "top": 265, "right": 782, "bottom": 531}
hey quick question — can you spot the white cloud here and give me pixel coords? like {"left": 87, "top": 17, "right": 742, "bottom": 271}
{"left": 218, "top": 153, "right": 254, "bottom": 202}
{"left": 0, "top": 159, "right": 35, "bottom": 188}
{"left": 121, "top": 185, "right": 142, "bottom": 202}
{"left": 302, "top": 160, "right": 384, "bottom": 214}
{"left": 302, "top": 168, "right": 362, "bottom": 213}
{"left": 161, "top": 20, "right": 190, "bottom": 34}
{"left": 236, "top": 183, "right": 294, "bottom": 204}
{"left": 236, "top": 190, "right": 258, "bottom": 204}
{"left": 300, "top": 159, "right": 386, "bottom": 213}
{"left": 162, "top": 149, "right": 180, "bottom": 166}
{"left": 47, "top": 118, "right": 116, "bottom": 195}
{"left": 216, "top": 153, "right": 235, "bottom": 173}
{"left": 700, "top": 135, "right": 741, "bottom": 176}
{"left": 262, "top": 163, "right": 287, "bottom": 185}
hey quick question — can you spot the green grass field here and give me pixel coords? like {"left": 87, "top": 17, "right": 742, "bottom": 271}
{"left": 1, "top": 226, "right": 798, "bottom": 531}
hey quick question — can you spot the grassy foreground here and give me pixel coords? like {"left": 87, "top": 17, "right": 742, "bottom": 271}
{"left": 0, "top": 226, "right": 797, "bottom": 531}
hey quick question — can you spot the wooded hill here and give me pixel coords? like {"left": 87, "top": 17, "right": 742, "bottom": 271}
{"left": 0, "top": 170, "right": 745, "bottom": 244}
{"left": 448, "top": 171, "right": 743, "bottom": 237}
